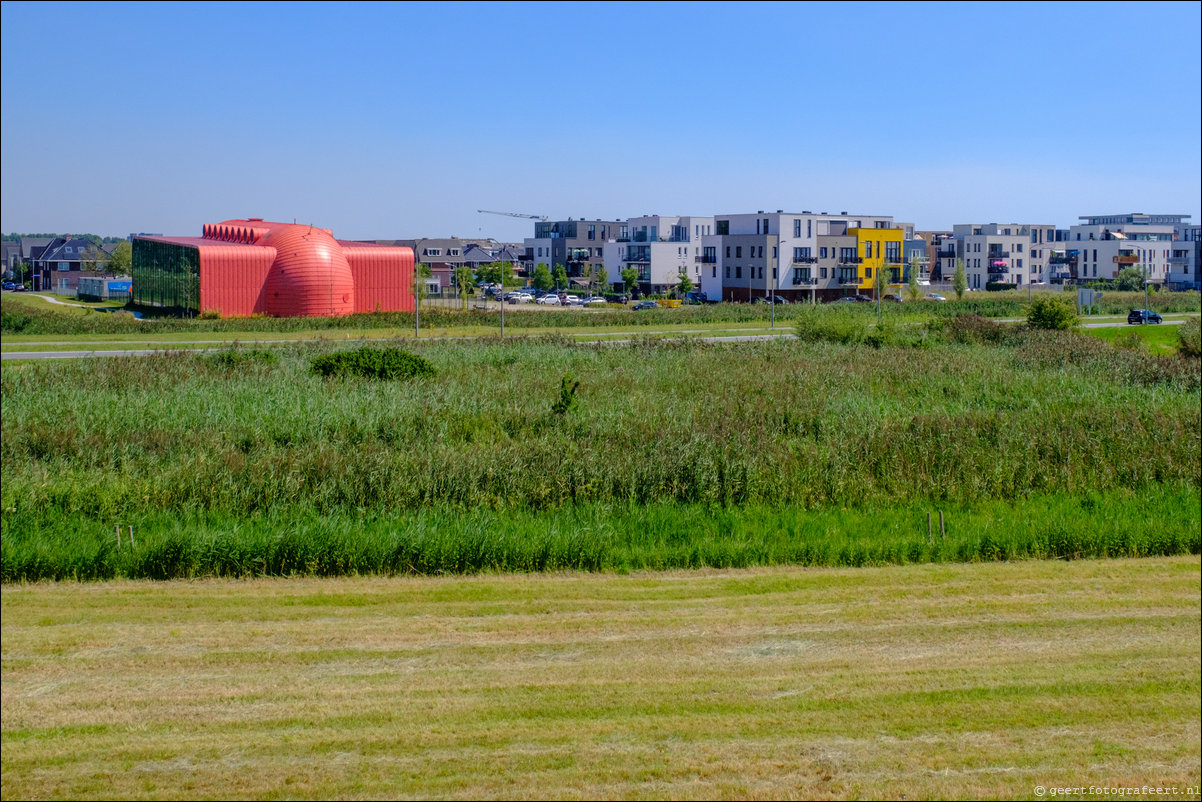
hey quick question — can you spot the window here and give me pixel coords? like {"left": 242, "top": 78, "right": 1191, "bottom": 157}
{"left": 620, "top": 225, "right": 629, "bottom": 239}
{"left": 1016, "top": 243, "right": 1023, "bottom": 253}
{"left": 757, "top": 246, "right": 763, "bottom": 258}
{"left": 735, "top": 266, "right": 742, "bottom": 279}
{"left": 712, "top": 267, "right": 717, "bottom": 278}
{"left": 820, "top": 247, "right": 828, "bottom": 259}
{"left": 725, "top": 246, "right": 730, "bottom": 258}
{"left": 763, "top": 218, "right": 769, "bottom": 234}
{"left": 793, "top": 219, "right": 801, "bottom": 237}
{"left": 793, "top": 247, "right": 802, "bottom": 261}
{"left": 772, "top": 267, "right": 777, "bottom": 280}
{"left": 864, "top": 242, "right": 872, "bottom": 258}
{"left": 716, "top": 220, "right": 729, "bottom": 235}
{"left": 588, "top": 225, "right": 595, "bottom": 241}
{"left": 449, "top": 249, "right": 460, "bottom": 256}
{"left": 736, "top": 246, "right": 742, "bottom": 258}
{"left": 800, "top": 246, "right": 811, "bottom": 257}
{"left": 58, "top": 261, "right": 70, "bottom": 271}
{"left": 821, "top": 267, "right": 828, "bottom": 278}
{"left": 725, "top": 266, "right": 730, "bottom": 278}
{"left": 866, "top": 267, "right": 872, "bottom": 279}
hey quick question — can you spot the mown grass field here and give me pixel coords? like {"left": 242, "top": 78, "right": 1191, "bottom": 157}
{"left": 2, "top": 557, "right": 1199, "bottom": 800}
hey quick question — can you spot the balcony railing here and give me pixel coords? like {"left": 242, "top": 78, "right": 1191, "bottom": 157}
{"left": 936, "top": 250, "right": 956, "bottom": 259}
{"left": 987, "top": 270, "right": 1008, "bottom": 281}
{"left": 1114, "top": 253, "right": 1139, "bottom": 265}
{"left": 696, "top": 255, "right": 717, "bottom": 264}
{"left": 885, "top": 256, "right": 904, "bottom": 264}
{"left": 793, "top": 277, "right": 819, "bottom": 286}
{"left": 986, "top": 250, "right": 1010, "bottom": 259}
{"left": 839, "top": 273, "right": 861, "bottom": 285}
{"left": 791, "top": 256, "right": 818, "bottom": 264}
{"left": 1168, "top": 256, "right": 1189, "bottom": 264}
{"left": 838, "top": 256, "right": 862, "bottom": 265}
{"left": 1049, "top": 255, "right": 1077, "bottom": 265}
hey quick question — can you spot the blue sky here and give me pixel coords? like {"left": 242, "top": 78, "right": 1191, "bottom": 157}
{"left": 2, "top": 0, "right": 1199, "bottom": 242}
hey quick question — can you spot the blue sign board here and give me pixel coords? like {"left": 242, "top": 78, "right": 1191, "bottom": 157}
{"left": 107, "top": 281, "right": 132, "bottom": 292}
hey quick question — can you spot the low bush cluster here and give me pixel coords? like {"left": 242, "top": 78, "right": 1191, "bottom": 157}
{"left": 1179, "top": 316, "right": 1201, "bottom": 358}
{"left": 311, "top": 347, "right": 435, "bottom": 380}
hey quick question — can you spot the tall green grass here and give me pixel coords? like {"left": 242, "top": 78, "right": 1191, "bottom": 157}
{"left": 3, "top": 489, "right": 1197, "bottom": 581}
{"left": 3, "top": 334, "right": 1198, "bottom": 580}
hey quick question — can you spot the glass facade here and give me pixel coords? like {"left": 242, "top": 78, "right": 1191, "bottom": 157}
{"left": 132, "top": 239, "right": 200, "bottom": 314}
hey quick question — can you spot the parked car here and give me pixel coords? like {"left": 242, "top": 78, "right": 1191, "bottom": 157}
{"left": 582, "top": 296, "right": 607, "bottom": 305}
{"left": 1, "top": 282, "right": 15, "bottom": 291}
{"left": 924, "top": 293, "right": 947, "bottom": 302}
{"left": 631, "top": 300, "right": 659, "bottom": 310}
{"left": 505, "top": 292, "right": 533, "bottom": 304}
{"left": 1127, "top": 309, "right": 1163, "bottom": 325}
{"left": 536, "top": 294, "right": 561, "bottom": 305}
{"left": 833, "top": 295, "right": 873, "bottom": 304}
{"left": 560, "top": 294, "right": 582, "bottom": 306}
{"left": 606, "top": 294, "right": 629, "bottom": 305}
{"left": 882, "top": 294, "right": 903, "bottom": 303}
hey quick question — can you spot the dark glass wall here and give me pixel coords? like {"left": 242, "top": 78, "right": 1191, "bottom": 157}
{"left": 132, "top": 240, "right": 200, "bottom": 314}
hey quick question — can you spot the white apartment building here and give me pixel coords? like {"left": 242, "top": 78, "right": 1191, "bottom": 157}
{"left": 699, "top": 211, "right": 912, "bottom": 302}
{"left": 603, "top": 216, "right": 714, "bottom": 295}
{"left": 950, "top": 223, "right": 1055, "bottom": 289}
{"left": 1062, "top": 213, "right": 1189, "bottom": 285}
{"left": 1167, "top": 223, "right": 1200, "bottom": 290}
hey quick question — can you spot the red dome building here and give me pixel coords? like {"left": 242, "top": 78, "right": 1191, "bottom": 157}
{"left": 131, "top": 218, "right": 414, "bottom": 317}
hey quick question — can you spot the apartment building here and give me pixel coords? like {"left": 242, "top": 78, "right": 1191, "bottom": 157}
{"left": 948, "top": 223, "right": 1057, "bottom": 290}
{"left": 698, "top": 211, "right": 912, "bottom": 302}
{"left": 1062, "top": 213, "right": 1189, "bottom": 285}
{"left": 1167, "top": 224, "right": 1200, "bottom": 291}
{"left": 602, "top": 216, "right": 714, "bottom": 295}
{"left": 524, "top": 219, "right": 621, "bottom": 287}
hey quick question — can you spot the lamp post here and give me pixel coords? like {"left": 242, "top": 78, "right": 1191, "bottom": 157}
{"left": 770, "top": 235, "right": 777, "bottom": 328}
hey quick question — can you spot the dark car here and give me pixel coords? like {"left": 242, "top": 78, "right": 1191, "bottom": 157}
{"left": 1127, "top": 309, "right": 1163, "bottom": 324}
{"left": 631, "top": 300, "right": 659, "bottom": 310}
{"left": 833, "top": 295, "right": 873, "bottom": 304}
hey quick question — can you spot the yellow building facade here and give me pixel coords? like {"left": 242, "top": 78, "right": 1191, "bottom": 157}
{"left": 848, "top": 227, "right": 905, "bottom": 293}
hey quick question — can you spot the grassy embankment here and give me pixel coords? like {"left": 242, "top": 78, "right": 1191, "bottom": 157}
{"left": 3, "top": 317, "right": 1198, "bottom": 580}
{"left": 2, "top": 556, "right": 1198, "bottom": 799}
{"left": 3, "top": 289, "right": 1198, "bottom": 343}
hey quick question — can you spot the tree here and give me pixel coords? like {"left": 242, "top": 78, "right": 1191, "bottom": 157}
{"left": 453, "top": 264, "right": 474, "bottom": 310}
{"left": 532, "top": 263, "right": 553, "bottom": 291}
{"left": 907, "top": 256, "right": 922, "bottom": 302}
{"left": 580, "top": 264, "right": 595, "bottom": 297}
{"left": 79, "top": 244, "right": 108, "bottom": 274}
{"left": 1115, "top": 265, "right": 1145, "bottom": 292}
{"left": 1027, "top": 295, "right": 1078, "bottom": 330}
{"left": 109, "top": 241, "right": 132, "bottom": 275}
{"left": 413, "top": 262, "right": 433, "bottom": 305}
{"left": 621, "top": 266, "right": 640, "bottom": 298}
{"left": 675, "top": 270, "right": 694, "bottom": 298}
{"left": 594, "top": 265, "right": 608, "bottom": 294}
{"left": 872, "top": 263, "right": 887, "bottom": 301}
{"left": 953, "top": 258, "right": 968, "bottom": 300}
{"left": 552, "top": 265, "right": 568, "bottom": 291}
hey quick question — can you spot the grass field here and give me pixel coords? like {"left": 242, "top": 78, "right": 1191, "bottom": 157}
{"left": 2, "top": 557, "right": 1198, "bottom": 800}
{"left": 3, "top": 329, "right": 1199, "bottom": 580}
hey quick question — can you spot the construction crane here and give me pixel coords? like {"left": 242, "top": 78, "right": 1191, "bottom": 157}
{"left": 478, "top": 209, "right": 548, "bottom": 222}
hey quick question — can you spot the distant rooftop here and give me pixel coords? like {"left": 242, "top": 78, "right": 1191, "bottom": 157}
{"left": 1078, "top": 213, "right": 1191, "bottom": 225}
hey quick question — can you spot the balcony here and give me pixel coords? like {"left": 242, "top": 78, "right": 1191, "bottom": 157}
{"left": 1168, "top": 255, "right": 1190, "bottom": 264}
{"left": 839, "top": 273, "right": 862, "bottom": 285}
{"left": 987, "top": 270, "right": 1008, "bottom": 281}
{"left": 1114, "top": 253, "right": 1139, "bottom": 265}
{"left": 936, "top": 249, "right": 956, "bottom": 259}
{"left": 885, "top": 256, "right": 904, "bottom": 265}
{"left": 986, "top": 250, "right": 1010, "bottom": 260}
{"left": 566, "top": 250, "right": 591, "bottom": 262}
{"left": 791, "top": 256, "right": 818, "bottom": 264}
{"left": 1049, "top": 254, "right": 1077, "bottom": 265}
{"left": 793, "top": 277, "right": 819, "bottom": 286}
{"left": 696, "top": 255, "right": 717, "bottom": 264}
{"left": 837, "top": 256, "right": 862, "bottom": 265}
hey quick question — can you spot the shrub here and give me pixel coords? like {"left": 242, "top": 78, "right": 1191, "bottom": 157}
{"left": 310, "top": 347, "right": 435, "bottom": 380}
{"left": 1179, "top": 317, "right": 1201, "bottom": 358}
{"left": 1027, "top": 296, "right": 1078, "bottom": 330}
{"left": 941, "top": 314, "right": 1015, "bottom": 345}
{"left": 551, "top": 373, "right": 580, "bottom": 415}
{"left": 794, "top": 308, "right": 869, "bottom": 345}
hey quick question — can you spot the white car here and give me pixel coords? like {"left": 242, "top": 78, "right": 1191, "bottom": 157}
{"left": 537, "top": 294, "right": 561, "bottom": 305}
{"left": 924, "top": 293, "right": 947, "bottom": 302}
{"left": 560, "top": 294, "right": 582, "bottom": 306}
{"left": 505, "top": 292, "right": 533, "bottom": 304}
{"left": 582, "top": 296, "right": 607, "bottom": 305}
